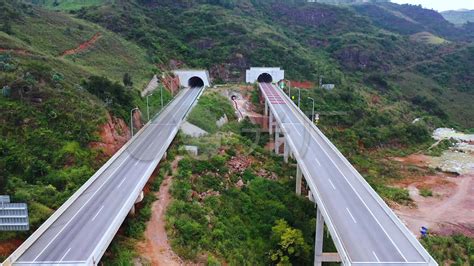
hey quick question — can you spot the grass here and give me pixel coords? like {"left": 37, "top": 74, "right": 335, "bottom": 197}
{"left": 166, "top": 133, "right": 335, "bottom": 265}
{"left": 410, "top": 32, "right": 449, "bottom": 45}
{"left": 419, "top": 187, "right": 433, "bottom": 197}
{"left": 28, "top": 0, "right": 109, "bottom": 11}
{"left": 0, "top": 4, "right": 161, "bottom": 246}
{"left": 187, "top": 91, "right": 236, "bottom": 133}
{"left": 425, "top": 139, "right": 456, "bottom": 157}
{"left": 7, "top": 8, "right": 155, "bottom": 89}
{"left": 421, "top": 235, "right": 474, "bottom": 265}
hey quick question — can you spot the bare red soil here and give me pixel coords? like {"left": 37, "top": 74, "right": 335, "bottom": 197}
{"left": 162, "top": 75, "right": 180, "bottom": 95}
{"left": 60, "top": 32, "right": 101, "bottom": 56}
{"left": 289, "top": 80, "right": 315, "bottom": 89}
{"left": 391, "top": 154, "right": 474, "bottom": 237}
{"left": 136, "top": 157, "right": 203, "bottom": 266}
{"left": 0, "top": 239, "right": 22, "bottom": 259}
{"left": 89, "top": 112, "right": 143, "bottom": 157}
{"left": 89, "top": 113, "right": 130, "bottom": 157}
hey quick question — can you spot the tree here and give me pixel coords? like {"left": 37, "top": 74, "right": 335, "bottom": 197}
{"left": 1, "top": 20, "right": 13, "bottom": 35}
{"left": 270, "top": 219, "right": 311, "bottom": 266}
{"left": 123, "top": 73, "right": 133, "bottom": 87}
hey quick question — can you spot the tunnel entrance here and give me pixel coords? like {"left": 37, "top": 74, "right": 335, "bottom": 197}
{"left": 257, "top": 73, "right": 273, "bottom": 83}
{"left": 188, "top": 76, "right": 205, "bottom": 88}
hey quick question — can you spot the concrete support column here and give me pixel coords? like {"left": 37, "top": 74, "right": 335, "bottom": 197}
{"left": 308, "top": 190, "right": 314, "bottom": 202}
{"left": 135, "top": 191, "right": 144, "bottom": 204}
{"left": 274, "top": 125, "right": 280, "bottom": 154}
{"left": 265, "top": 100, "right": 268, "bottom": 117}
{"left": 269, "top": 111, "right": 274, "bottom": 135}
{"left": 130, "top": 191, "right": 145, "bottom": 216}
{"left": 296, "top": 164, "right": 302, "bottom": 196}
{"left": 283, "top": 139, "right": 289, "bottom": 163}
{"left": 314, "top": 208, "right": 324, "bottom": 266}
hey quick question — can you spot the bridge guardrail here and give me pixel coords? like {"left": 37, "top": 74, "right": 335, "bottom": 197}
{"left": 273, "top": 84, "right": 437, "bottom": 265}
{"left": 259, "top": 83, "right": 351, "bottom": 265}
{"left": 87, "top": 87, "right": 204, "bottom": 265}
{"left": 3, "top": 88, "right": 187, "bottom": 266}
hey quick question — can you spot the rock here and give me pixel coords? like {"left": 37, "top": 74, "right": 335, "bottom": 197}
{"left": 180, "top": 122, "right": 208, "bottom": 137}
{"left": 236, "top": 179, "right": 244, "bottom": 188}
{"left": 216, "top": 114, "right": 228, "bottom": 128}
{"left": 89, "top": 113, "right": 131, "bottom": 157}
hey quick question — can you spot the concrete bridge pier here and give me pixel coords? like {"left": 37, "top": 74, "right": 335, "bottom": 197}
{"left": 314, "top": 208, "right": 324, "bottom": 266}
{"left": 269, "top": 111, "right": 275, "bottom": 135}
{"left": 129, "top": 191, "right": 145, "bottom": 216}
{"left": 283, "top": 139, "right": 290, "bottom": 163}
{"left": 296, "top": 164, "right": 302, "bottom": 195}
{"left": 314, "top": 207, "right": 341, "bottom": 265}
{"left": 265, "top": 100, "right": 269, "bottom": 117}
{"left": 274, "top": 125, "right": 289, "bottom": 163}
{"left": 308, "top": 190, "right": 315, "bottom": 202}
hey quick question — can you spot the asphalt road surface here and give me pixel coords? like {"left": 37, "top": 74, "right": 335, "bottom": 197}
{"left": 15, "top": 88, "right": 202, "bottom": 264}
{"left": 261, "top": 83, "right": 432, "bottom": 264}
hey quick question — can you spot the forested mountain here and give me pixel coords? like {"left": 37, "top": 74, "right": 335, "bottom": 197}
{"left": 442, "top": 9, "right": 474, "bottom": 25}
{"left": 70, "top": 0, "right": 473, "bottom": 128}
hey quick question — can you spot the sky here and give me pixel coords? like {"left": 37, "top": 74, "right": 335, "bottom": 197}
{"left": 391, "top": 0, "right": 474, "bottom": 12}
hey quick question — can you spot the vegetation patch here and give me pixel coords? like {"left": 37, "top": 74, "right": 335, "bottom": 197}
{"left": 187, "top": 91, "right": 236, "bottom": 133}
{"left": 421, "top": 235, "right": 474, "bottom": 265}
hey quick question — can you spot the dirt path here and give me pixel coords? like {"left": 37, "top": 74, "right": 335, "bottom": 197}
{"left": 393, "top": 155, "right": 474, "bottom": 237}
{"left": 136, "top": 157, "right": 186, "bottom": 266}
{"left": 60, "top": 32, "right": 101, "bottom": 57}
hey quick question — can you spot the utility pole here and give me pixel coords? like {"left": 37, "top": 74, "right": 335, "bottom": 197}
{"left": 308, "top": 97, "right": 315, "bottom": 123}
{"left": 298, "top": 88, "right": 301, "bottom": 108}
{"left": 160, "top": 85, "right": 164, "bottom": 109}
{"left": 146, "top": 93, "right": 153, "bottom": 122}
{"left": 130, "top": 107, "right": 139, "bottom": 138}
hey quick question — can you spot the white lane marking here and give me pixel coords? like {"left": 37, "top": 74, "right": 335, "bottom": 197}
{"left": 59, "top": 248, "right": 71, "bottom": 261}
{"left": 328, "top": 179, "right": 336, "bottom": 190}
{"left": 134, "top": 161, "right": 139, "bottom": 166}
{"left": 117, "top": 178, "right": 126, "bottom": 188}
{"left": 33, "top": 154, "right": 130, "bottom": 261}
{"left": 290, "top": 123, "right": 302, "bottom": 137}
{"left": 32, "top": 89, "right": 201, "bottom": 262}
{"left": 314, "top": 158, "right": 321, "bottom": 166}
{"left": 346, "top": 208, "right": 357, "bottom": 223}
{"left": 91, "top": 205, "right": 104, "bottom": 222}
{"left": 271, "top": 84, "right": 409, "bottom": 262}
{"left": 372, "top": 251, "right": 380, "bottom": 262}
{"left": 127, "top": 88, "right": 196, "bottom": 156}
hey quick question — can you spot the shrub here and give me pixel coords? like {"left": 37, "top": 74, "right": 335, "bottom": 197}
{"left": 419, "top": 188, "right": 433, "bottom": 197}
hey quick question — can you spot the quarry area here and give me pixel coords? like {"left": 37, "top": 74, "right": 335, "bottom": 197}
{"left": 393, "top": 129, "right": 474, "bottom": 238}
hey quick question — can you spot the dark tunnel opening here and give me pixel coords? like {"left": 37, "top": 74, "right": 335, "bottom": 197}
{"left": 188, "top": 76, "right": 205, "bottom": 88}
{"left": 257, "top": 73, "right": 273, "bottom": 83}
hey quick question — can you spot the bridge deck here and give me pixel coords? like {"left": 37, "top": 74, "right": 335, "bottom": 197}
{"left": 11, "top": 88, "right": 202, "bottom": 265}
{"left": 260, "top": 83, "right": 436, "bottom": 265}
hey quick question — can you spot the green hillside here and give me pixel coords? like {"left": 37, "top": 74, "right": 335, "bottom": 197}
{"left": 76, "top": 0, "right": 474, "bottom": 130}
{"left": 28, "top": 0, "right": 109, "bottom": 10}
{"left": 1, "top": 0, "right": 474, "bottom": 264}
{"left": 0, "top": 0, "right": 165, "bottom": 250}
